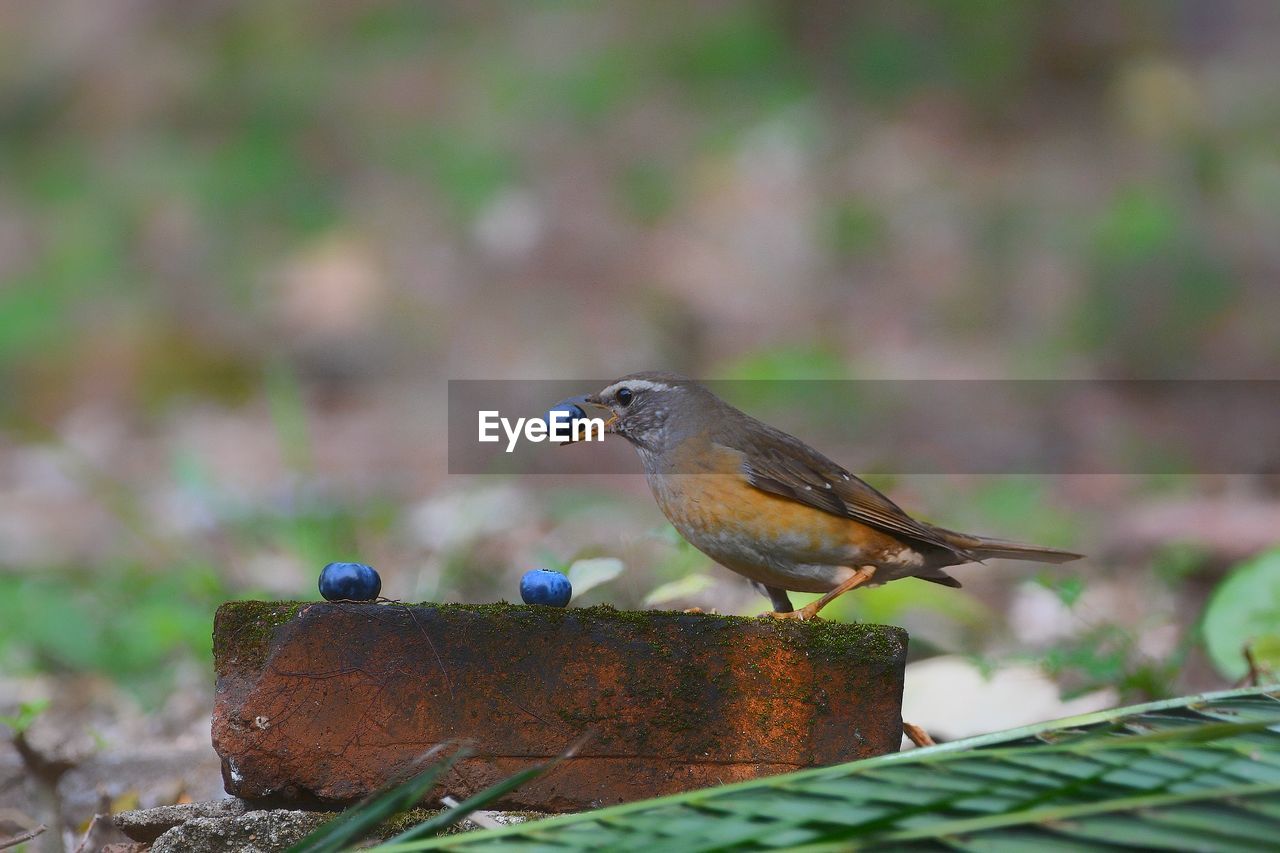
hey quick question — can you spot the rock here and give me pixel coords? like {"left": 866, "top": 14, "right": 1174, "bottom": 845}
{"left": 149, "top": 808, "right": 326, "bottom": 853}
{"left": 112, "top": 799, "right": 247, "bottom": 843}
{"left": 112, "top": 799, "right": 542, "bottom": 851}
{"left": 213, "top": 601, "right": 907, "bottom": 811}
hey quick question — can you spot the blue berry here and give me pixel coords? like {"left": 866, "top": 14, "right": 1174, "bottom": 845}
{"left": 319, "top": 562, "right": 382, "bottom": 602}
{"left": 520, "top": 569, "right": 572, "bottom": 607}
{"left": 542, "top": 397, "right": 590, "bottom": 442}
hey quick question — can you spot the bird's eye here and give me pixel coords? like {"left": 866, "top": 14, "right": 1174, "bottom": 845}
{"left": 616, "top": 387, "right": 634, "bottom": 407}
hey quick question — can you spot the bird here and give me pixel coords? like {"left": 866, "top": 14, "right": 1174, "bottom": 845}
{"left": 578, "top": 371, "right": 1082, "bottom": 622}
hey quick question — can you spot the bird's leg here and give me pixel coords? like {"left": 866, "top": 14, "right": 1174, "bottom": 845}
{"left": 773, "top": 566, "right": 877, "bottom": 621}
{"left": 757, "top": 584, "right": 795, "bottom": 616}
{"left": 903, "top": 721, "right": 936, "bottom": 748}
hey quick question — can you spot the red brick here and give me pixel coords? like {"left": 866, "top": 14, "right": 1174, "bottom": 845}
{"left": 212, "top": 602, "right": 906, "bottom": 812}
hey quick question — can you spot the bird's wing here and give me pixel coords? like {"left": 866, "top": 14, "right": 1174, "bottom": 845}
{"left": 731, "top": 419, "right": 970, "bottom": 557}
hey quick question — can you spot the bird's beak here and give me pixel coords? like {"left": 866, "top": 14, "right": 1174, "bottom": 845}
{"left": 581, "top": 394, "right": 619, "bottom": 434}
{"left": 543, "top": 394, "right": 615, "bottom": 445}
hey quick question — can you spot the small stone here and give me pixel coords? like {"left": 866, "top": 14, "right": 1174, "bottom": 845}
{"left": 149, "top": 809, "right": 327, "bottom": 853}
{"left": 112, "top": 800, "right": 248, "bottom": 843}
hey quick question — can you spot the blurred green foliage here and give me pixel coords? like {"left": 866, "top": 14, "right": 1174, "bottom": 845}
{"left": 0, "top": 698, "right": 51, "bottom": 734}
{"left": 1078, "top": 186, "right": 1237, "bottom": 373}
{"left": 841, "top": 0, "right": 1034, "bottom": 107}
{"left": 617, "top": 162, "right": 678, "bottom": 225}
{"left": 0, "top": 564, "right": 229, "bottom": 705}
{"left": 1202, "top": 548, "right": 1280, "bottom": 682}
{"left": 0, "top": 0, "right": 1270, "bottom": 417}
{"left": 1041, "top": 622, "right": 1188, "bottom": 701}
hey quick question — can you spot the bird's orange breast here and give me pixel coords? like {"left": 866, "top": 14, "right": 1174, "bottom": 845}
{"left": 646, "top": 443, "right": 906, "bottom": 575}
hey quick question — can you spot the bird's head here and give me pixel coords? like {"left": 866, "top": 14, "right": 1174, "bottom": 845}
{"left": 584, "top": 372, "right": 714, "bottom": 457}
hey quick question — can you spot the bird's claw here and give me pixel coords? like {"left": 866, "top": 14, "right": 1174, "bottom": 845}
{"left": 763, "top": 609, "right": 823, "bottom": 621}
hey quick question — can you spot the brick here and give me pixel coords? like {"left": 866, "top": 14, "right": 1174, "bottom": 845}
{"left": 212, "top": 602, "right": 906, "bottom": 812}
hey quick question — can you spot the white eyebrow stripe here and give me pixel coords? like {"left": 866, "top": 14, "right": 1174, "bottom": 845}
{"left": 600, "top": 379, "right": 671, "bottom": 397}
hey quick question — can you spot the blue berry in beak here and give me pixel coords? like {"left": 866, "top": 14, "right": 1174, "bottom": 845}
{"left": 319, "top": 562, "right": 382, "bottom": 601}
{"left": 542, "top": 395, "right": 590, "bottom": 443}
{"left": 519, "top": 569, "right": 572, "bottom": 607}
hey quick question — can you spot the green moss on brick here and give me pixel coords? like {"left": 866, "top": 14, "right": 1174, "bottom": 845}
{"left": 213, "top": 600, "right": 906, "bottom": 675}
{"left": 769, "top": 619, "right": 908, "bottom": 661}
{"left": 213, "top": 600, "right": 308, "bottom": 672}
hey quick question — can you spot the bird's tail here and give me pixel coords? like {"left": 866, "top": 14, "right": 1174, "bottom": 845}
{"left": 934, "top": 528, "right": 1083, "bottom": 564}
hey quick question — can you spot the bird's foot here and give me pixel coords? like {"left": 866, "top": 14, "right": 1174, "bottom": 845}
{"left": 798, "top": 601, "right": 828, "bottom": 621}
{"left": 763, "top": 609, "right": 822, "bottom": 621}
{"left": 771, "top": 566, "right": 878, "bottom": 621}
{"left": 682, "top": 607, "right": 718, "bottom": 614}
{"left": 902, "top": 721, "right": 936, "bottom": 748}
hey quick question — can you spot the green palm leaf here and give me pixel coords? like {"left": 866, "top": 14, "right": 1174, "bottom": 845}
{"left": 287, "top": 743, "right": 468, "bottom": 853}
{"left": 375, "top": 686, "right": 1280, "bottom": 852}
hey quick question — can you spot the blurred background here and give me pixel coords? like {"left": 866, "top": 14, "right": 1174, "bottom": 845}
{"left": 3, "top": 0, "right": 1280, "bottom": 846}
